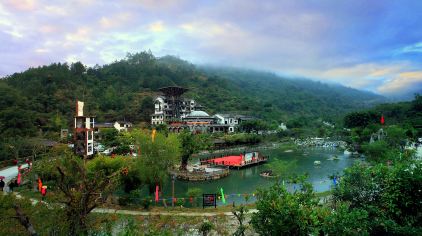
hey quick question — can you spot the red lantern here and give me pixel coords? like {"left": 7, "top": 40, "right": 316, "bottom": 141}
{"left": 41, "top": 186, "right": 47, "bottom": 197}
{"left": 381, "top": 115, "right": 385, "bottom": 125}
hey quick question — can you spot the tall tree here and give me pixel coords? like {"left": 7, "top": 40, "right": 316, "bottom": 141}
{"left": 123, "top": 129, "right": 180, "bottom": 192}
{"left": 41, "top": 148, "right": 125, "bottom": 235}
{"left": 178, "top": 130, "right": 210, "bottom": 170}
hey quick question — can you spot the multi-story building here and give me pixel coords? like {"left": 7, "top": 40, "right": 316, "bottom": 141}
{"left": 151, "top": 86, "right": 196, "bottom": 125}
{"left": 150, "top": 86, "right": 255, "bottom": 134}
{"left": 74, "top": 101, "right": 95, "bottom": 156}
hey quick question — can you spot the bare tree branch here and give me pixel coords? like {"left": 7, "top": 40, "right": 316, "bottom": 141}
{"left": 13, "top": 204, "right": 38, "bottom": 236}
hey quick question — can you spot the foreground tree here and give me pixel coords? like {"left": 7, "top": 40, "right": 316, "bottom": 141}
{"left": 122, "top": 129, "right": 180, "bottom": 193}
{"left": 333, "top": 160, "right": 422, "bottom": 234}
{"left": 232, "top": 204, "right": 249, "bottom": 236}
{"left": 251, "top": 177, "right": 321, "bottom": 235}
{"left": 31, "top": 146, "right": 128, "bottom": 235}
{"left": 0, "top": 194, "right": 67, "bottom": 235}
{"left": 322, "top": 203, "right": 369, "bottom": 235}
{"left": 179, "top": 130, "right": 210, "bottom": 170}
{"left": 56, "top": 154, "right": 125, "bottom": 235}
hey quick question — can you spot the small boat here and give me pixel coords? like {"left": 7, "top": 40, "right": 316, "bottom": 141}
{"left": 260, "top": 170, "right": 277, "bottom": 178}
{"left": 344, "top": 150, "right": 351, "bottom": 155}
{"left": 314, "top": 161, "right": 321, "bottom": 165}
{"left": 332, "top": 155, "right": 340, "bottom": 160}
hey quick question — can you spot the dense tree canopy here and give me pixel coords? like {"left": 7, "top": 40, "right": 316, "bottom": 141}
{"left": 1, "top": 51, "right": 384, "bottom": 143}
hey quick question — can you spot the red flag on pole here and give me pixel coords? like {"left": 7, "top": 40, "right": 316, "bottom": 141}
{"left": 155, "top": 185, "right": 159, "bottom": 202}
{"left": 38, "top": 178, "right": 43, "bottom": 192}
{"left": 17, "top": 173, "right": 21, "bottom": 185}
{"left": 381, "top": 115, "right": 385, "bottom": 125}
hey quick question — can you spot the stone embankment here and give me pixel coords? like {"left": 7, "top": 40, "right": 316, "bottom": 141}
{"left": 294, "top": 138, "right": 346, "bottom": 148}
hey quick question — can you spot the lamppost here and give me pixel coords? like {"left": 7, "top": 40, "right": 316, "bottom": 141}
{"left": 172, "top": 174, "right": 175, "bottom": 208}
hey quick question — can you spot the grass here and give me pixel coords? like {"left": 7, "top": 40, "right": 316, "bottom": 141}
{"left": 315, "top": 190, "right": 332, "bottom": 198}
{"left": 90, "top": 211, "right": 239, "bottom": 235}
{"left": 103, "top": 202, "right": 256, "bottom": 213}
{"left": 13, "top": 185, "right": 43, "bottom": 200}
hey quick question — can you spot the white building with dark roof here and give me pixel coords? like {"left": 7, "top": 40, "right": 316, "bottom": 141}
{"left": 151, "top": 87, "right": 197, "bottom": 125}
{"left": 213, "top": 114, "right": 255, "bottom": 133}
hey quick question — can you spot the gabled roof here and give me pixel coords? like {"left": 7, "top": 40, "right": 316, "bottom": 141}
{"left": 95, "top": 123, "right": 114, "bottom": 128}
{"left": 115, "top": 121, "right": 133, "bottom": 125}
{"left": 215, "top": 113, "right": 235, "bottom": 118}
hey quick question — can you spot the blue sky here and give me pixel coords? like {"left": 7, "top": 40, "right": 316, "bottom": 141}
{"left": 1, "top": 0, "right": 421, "bottom": 97}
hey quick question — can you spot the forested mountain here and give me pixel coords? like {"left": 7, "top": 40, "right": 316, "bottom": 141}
{"left": 344, "top": 94, "right": 422, "bottom": 129}
{"left": 0, "top": 51, "right": 385, "bottom": 140}
{"left": 199, "top": 66, "right": 384, "bottom": 122}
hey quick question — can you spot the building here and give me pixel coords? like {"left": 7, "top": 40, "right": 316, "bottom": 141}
{"left": 167, "top": 110, "right": 231, "bottom": 134}
{"left": 74, "top": 101, "right": 95, "bottom": 156}
{"left": 213, "top": 114, "right": 255, "bottom": 133}
{"left": 150, "top": 86, "right": 255, "bottom": 134}
{"left": 184, "top": 111, "right": 218, "bottom": 133}
{"left": 151, "top": 86, "right": 197, "bottom": 125}
{"left": 114, "top": 121, "right": 132, "bottom": 132}
{"left": 95, "top": 121, "right": 133, "bottom": 132}
{"left": 214, "top": 114, "right": 237, "bottom": 133}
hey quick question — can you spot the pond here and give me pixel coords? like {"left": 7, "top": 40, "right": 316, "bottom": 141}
{"left": 158, "top": 146, "right": 363, "bottom": 206}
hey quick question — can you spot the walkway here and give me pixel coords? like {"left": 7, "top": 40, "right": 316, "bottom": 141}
{"left": 8, "top": 192, "right": 258, "bottom": 217}
{"left": 0, "top": 165, "right": 19, "bottom": 184}
{"left": 92, "top": 208, "right": 258, "bottom": 217}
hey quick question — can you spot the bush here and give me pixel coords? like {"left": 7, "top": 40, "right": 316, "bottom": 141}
{"left": 251, "top": 179, "right": 320, "bottom": 235}
{"left": 333, "top": 160, "right": 422, "bottom": 234}
{"left": 322, "top": 203, "right": 369, "bottom": 235}
{"left": 141, "top": 197, "right": 152, "bottom": 210}
{"left": 198, "top": 221, "right": 214, "bottom": 236}
{"left": 186, "top": 188, "right": 202, "bottom": 207}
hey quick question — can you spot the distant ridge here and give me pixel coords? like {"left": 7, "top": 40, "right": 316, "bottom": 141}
{"left": 0, "top": 51, "right": 385, "bottom": 138}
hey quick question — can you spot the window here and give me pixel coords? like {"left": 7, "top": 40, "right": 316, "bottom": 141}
{"left": 88, "top": 131, "right": 93, "bottom": 140}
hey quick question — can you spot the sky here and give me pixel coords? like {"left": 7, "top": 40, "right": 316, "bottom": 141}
{"left": 1, "top": 0, "right": 421, "bottom": 98}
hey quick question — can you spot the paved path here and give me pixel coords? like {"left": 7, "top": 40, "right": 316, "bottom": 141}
{"left": 0, "top": 165, "right": 19, "bottom": 188}
{"left": 8, "top": 192, "right": 258, "bottom": 217}
{"left": 92, "top": 208, "right": 258, "bottom": 216}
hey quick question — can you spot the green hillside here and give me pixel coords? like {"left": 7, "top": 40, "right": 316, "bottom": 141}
{"left": 0, "top": 51, "right": 385, "bottom": 140}
{"left": 199, "top": 66, "right": 384, "bottom": 122}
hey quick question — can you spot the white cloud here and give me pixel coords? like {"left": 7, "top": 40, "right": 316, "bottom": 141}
{"left": 378, "top": 71, "right": 422, "bottom": 94}
{"left": 399, "top": 42, "right": 422, "bottom": 54}
{"left": 0, "top": 0, "right": 421, "bottom": 97}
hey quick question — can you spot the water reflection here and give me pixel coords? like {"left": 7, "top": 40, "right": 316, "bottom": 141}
{"left": 160, "top": 147, "right": 363, "bottom": 204}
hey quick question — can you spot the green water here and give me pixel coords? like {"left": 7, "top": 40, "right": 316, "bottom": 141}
{"left": 159, "top": 146, "right": 362, "bottom": 205}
